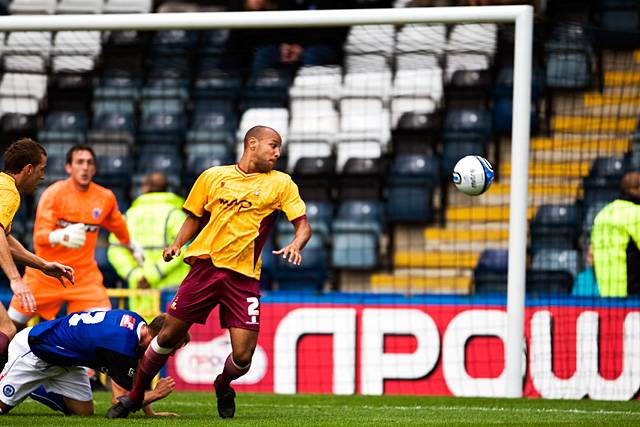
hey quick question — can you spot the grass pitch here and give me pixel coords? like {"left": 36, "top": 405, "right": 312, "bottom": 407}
{"left": 3, "top": 392, "right": 640, "bottom": 426}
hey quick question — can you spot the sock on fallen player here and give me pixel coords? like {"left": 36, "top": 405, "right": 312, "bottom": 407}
{"left": 29, "top": 385, "right": 71, "bottom": 415}
{"left": 128, "top": 337, "right": 172, "bottom": 403}
{"left": 214, "top": 354, "right": 251, "bottom": 392}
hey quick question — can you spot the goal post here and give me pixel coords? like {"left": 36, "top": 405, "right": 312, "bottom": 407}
{"left": 0, "top": 5, "right": 533, "bottom": 398}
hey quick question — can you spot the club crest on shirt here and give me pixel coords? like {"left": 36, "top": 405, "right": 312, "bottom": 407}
{"left": 119, "top": 314, "right": 136, "bottom": 330}
{"left": 92, "top": 207, "right": 101, "bottom": 219}
{"left": 3, "top": 384, "right": 15, "bottom": 397}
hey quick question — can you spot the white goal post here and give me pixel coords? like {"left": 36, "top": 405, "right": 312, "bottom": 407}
{"left": 0, "top": 5, "right": 532, "bottom": 398}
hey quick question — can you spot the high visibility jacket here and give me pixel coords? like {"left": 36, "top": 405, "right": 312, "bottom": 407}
{"left": 107, "top": 192, "right": 189, "bottom": 316}
{"left": 591, "top": 196, "right": 640, "bottom": 297}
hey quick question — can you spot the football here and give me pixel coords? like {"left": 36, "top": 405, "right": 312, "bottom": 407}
{"left": 452, "top": 155, "right": 495, "bottom": 196}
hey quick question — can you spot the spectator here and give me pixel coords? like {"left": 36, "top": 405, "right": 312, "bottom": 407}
{"left": 572, "top": 245, "right": 599, "bottom": 297}
{"left": 591, "top": 171, "right": 640, "bottom": 297}
{"left": 108, "top": 172, "right": 189, "bottom": 320}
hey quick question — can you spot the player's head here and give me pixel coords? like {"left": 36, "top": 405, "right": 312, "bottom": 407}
{"left": 139, "top": 314, "right": 191, "bottom": 354}
{"left": 142, "top": 172, "right": 168, "bottom": 194}
{"left": 621, "top": 171, "right": 640, "bottom": 198}
{"left": 3, "top": 138, "right": 47, "bottom": 195}
{"left": 65, "top": 144, "right": 96, "bottom": 190}
{"left": 242, "top": 125, "right": 282, "bottom": 173}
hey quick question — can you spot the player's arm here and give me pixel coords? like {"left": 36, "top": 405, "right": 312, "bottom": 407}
{"left": 162, "top": 213, "right": 201, "bottom": 262}
{"left": 6, "top": 234, "right": 74, "bottom": 286}
{"left": 163, "top": 170, "right": 211, "bottom": 262}
{"left": 272, "top": 177, "right": 312, "bottom": 265}
{"left": 111, "top": 377, "right": 177, "bottom": 417}
{"left": 0, "top": 226, "right": 35, "bottom": 311}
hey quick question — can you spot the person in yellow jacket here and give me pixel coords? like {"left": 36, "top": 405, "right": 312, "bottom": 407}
{"left": 108, "top": 172, "right": 189, "bottom": 318}
{"left": 591, "top": 171, "right": 640, "bottom": 297}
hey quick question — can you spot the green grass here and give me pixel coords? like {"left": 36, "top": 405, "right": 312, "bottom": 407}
{"left": 3, "top": 392, "right": 640, "bottom": 426}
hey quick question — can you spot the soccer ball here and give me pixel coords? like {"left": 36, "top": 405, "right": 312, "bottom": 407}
{"left": 452, "top": 155, "right": 494, "bottom": 196}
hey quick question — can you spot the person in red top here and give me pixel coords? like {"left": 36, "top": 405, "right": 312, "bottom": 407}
{"left": 8, "top": 145, "right": 143, "bottom": 329}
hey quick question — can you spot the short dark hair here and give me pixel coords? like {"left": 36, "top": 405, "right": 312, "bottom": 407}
{"left": 147, "top": 314, "right": 166, "bottom": 337}
{"left": 66, "top": 144, "right": 96, "bottom": 165}
{"left": 3, "top": 138, "right": 47, "bottom": 174}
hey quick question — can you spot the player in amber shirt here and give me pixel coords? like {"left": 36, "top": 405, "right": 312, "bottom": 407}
{"left": 0, "top": 138, "right": 74, "bottom": 368}
{"left": 8, "top": 145, "right": 143, "bottom": 329}
{"left": 108, "top": 125, "right": 312, "bottom": 419}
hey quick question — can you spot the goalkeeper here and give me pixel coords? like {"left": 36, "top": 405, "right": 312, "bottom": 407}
{"left": 8, "top": 145, "right": 144, "bottom": 329}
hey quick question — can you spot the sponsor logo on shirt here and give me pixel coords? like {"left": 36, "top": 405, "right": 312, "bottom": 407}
{"left": 218, "top": 198, "right": 252, "bottom": 212}
{"left": 119, "top": 314, "right": 137, "bottom": 330}
{"left": 128, "top": 368, "right": 135, "bottom": 378}
{"left": 57, "top": 219, "right": 98, "bottom": 233}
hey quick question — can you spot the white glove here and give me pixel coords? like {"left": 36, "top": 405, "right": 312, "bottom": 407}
{"left": 128, "top": 240, "right": 145, "bottom": 266}
{"left": 49, "top": 223, "right": 86, "bottom": 249}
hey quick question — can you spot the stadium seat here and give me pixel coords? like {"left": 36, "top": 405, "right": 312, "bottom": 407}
{"left": 241, "top": 68, "right": 292, "bottom": 111}
{"left": 137, "top": 144, "right": 182, "bottom": 175}
{"left": 9, "top": 0, "right": 57, "bottom": 14}
{"left": 0, "top": 113, "right": 37, "bottom": 145}
{"left": 198, "top": 29, "right": 230, "bottom": 55}
{"left": 150, "top": 30, "right": 199, "bottom": 55}
{"left": 48, "top": 73, "right": 93, "bottom": 112}
{"left": 441, "top": 139, "right": 486, "bottom": 175}
{"left": 531, "top": 249, "right": 580, "bottom": 279}
{"left": 472, "top": 249, "right": 508, "bottom": 294}
{"left": 286, "top": 140, "right": 332, "bottom": 174}
{"left": 393, "top": 112, "right": 440, "bottom": 154}
{"left": 387, "top": 153, "right": 439, "bottom": 223}
{"left": 445, "top": 69, "right": 492, "bottom": 108}
{"left": 526, "top": 271, "right": 573, "bottom": 295}
{"left": 3, "top": 31, "right": 51, "bottom": 73}
{"left": 56, "top": 0, "right": 103, "bottom": 13}
{"left": 396, "top": 24, "right": 446, "bottom": 56}
{"left": 38, "top": 111, "right": 88, "bottom": 144}
{"left": 103, "top": 0, "right": 152, "bottom": 13}
{"left": 94, "top": 145, "right": 133, "bottom": 187}
{"left": 337, "top": 157, "right": 384, "bottom": 201}
{"left": 289, "top": 65, "right": 342, "bottom": 100}
{"left": 289, "top": 98, "right": 338, "bottom": 142}
{"left": 595, "top": 0, "right": 640, "bottom": 48}
{"left": 545, "top": 23, "right": 593, "bottom": 89}
{"left": 292, "top": 156, "right": 334, "bottom": 202}
{"left": 141, "top": 78, "right": 190, "bottom": 102}
{"left": 442, "top": 108, "right": 492, "bottom": 141}
{"left": 530, "top": 204, "right": 581, "bottom": 253}
{"left": 273, "top": 227, "right": 327, "bottom": 291}
{"left": 186, "top": 110, "right": 236, "bottom": 145}
{"left": 583, "top": 156, "right": 628, "bottom": 209}
{"left": 183, "top": 143, "right": 232, "bottom": 187}
{"left": 147, "top": 55, "right": 192, "bottom": 80}
{"left": 331, "top": 199, "right": 384, "bottom": 269}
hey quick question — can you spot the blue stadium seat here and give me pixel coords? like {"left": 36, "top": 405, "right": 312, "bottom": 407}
{"left": 42, "top": 142, "right": 74, "bottom": 177}
{"left": 394, "top": 112, "right": 440, "bottom": 154}
{"left": 186, "top": 110, "right": 236, "bottom": 145}
{"left": 147, "top": 55, "right": 192, "bottom": 80}
{"left": 141, "top": 78, "right": 190, "bottom": 101}
{"left": 136, "top": 144, "right": 183, "bottom": 176}
{"left": 199, "top": 29, "right": 230, "bottom": 55}
{"left": 531, "top": 248, "right": 580, "bottom": 279}
{"left": 38, "top": 111, "right": 88, "bottom": 144}
{"left": 338, "top": 158, "right": 384, "bottom": 201}
{"left": 331, "top": 200, "right": 383, "bottom": 269}
{"left": 138, "top": 99, "right": 186, "bottom": 145}
{"left": 93, "top": 77, "right": 141, "bottom": 101}
{"left": 93, "top": 99, "right": 136, "bottom": 117}
{"left": 292, "top": 157, "right": 334, "bottom": 202}
{"left": 273, "top": 228, "right": 327, "bottom": 291}
{"left": 583, "top": 156, "right": 628, "bottom": 209}
{"left": 387, "top": 153, "right": 439, "bottom": 223}
{"left": 150, "top": 30, "right": 199, "bottom": 55}
{"left": 192, "top": 70, "right": 242, "bottom": 102}
{"left": 183, "top": 143, "right": 233, "bottom": 186}
{"left": 473, "top": 249, "right": 508, "bottom": 294}
{"left": 441, "top": 139, "right": 486, "bottom": 175}
{"left": 526, "top": 271, "right": 573, "bottom": 295}
{"left": 545, "top": 24, "right": 593, "bottom": 89}
{"left": 442, "top": 108, "right": 492, "bottom": 141}
{"left": 242, "top": 68, "right": 292, "bottom": 110}
{"left": 530, "top": 204, "right": 581, "bottom": 253}
{"left": 95, "top": 151, "right": 133, "bottom": 187}
{"left": 596, "top": 0, "right": 640, "bottom": 48}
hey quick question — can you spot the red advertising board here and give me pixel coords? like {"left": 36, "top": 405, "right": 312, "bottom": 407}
{"left": 167, "top": 300, "right": 640, "bottom": 400}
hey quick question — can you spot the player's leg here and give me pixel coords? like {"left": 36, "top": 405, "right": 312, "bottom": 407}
{"left": 41, "top": 365, "right": 94, "bottom": 416}
{"left": 0, "top": 328, "right": 56, "bottom": 414}
{"left": 107, "top": 259, "right": 220, "bottom": 419}
{"left": 0, "top": 305, "right": 17, "bottom": 369}
{"left": 213, "top": 270, "right": 261, "bottom": 418}
{"left": 214, "top": 327, "right": 258, "bottom": 419}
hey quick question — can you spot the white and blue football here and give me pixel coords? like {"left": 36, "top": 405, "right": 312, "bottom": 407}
{"left": 452, "top": 155, "right": 494, "bottom": 196}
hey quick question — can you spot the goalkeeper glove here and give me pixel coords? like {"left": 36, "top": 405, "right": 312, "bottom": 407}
{"left": 128, "top": 240, "right": 145, "bottom": 266}
{"left": 49, "top": 223, "right": 86, "bottom": 249}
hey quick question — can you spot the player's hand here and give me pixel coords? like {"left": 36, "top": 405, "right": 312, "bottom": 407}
{"left": 128, "top": 240, "right": 145, "bottom": 266}
{"left": 10, "top": 278, "right": 36, "bottom": 312}
{"left": 49, "top": 223, "right": 86, "bottom": 249}
{"left": 272, "top": 243, "right": 302, "bottom": 265}
{"left": 153, "top": 377, "right": 176, "bottom": 400}
{"left": 41, "top": 261, "right": 75, "bottom": 287}
{"left": 162, "top": 245, "right": 181, "bottom": 262}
